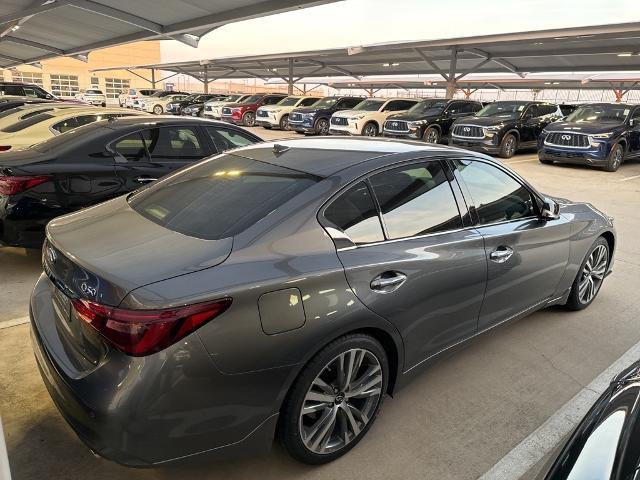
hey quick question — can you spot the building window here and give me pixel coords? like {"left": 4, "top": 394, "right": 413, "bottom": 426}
{"left": 105, "top": 78, "right": 130, "bottom": 99}
{"left": 12, "top": 71, "right": 44, "bottom": 86}
{"left": 90, "top": 76, "right": 100, "bottom": 87}
{"left": 50, "top": 74, "right": 79, "bottom": 98}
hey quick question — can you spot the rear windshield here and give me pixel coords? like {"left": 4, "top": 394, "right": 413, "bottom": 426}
{"left": 129, "top": 155, "right": 318, "bottom": 240}
{"left": 86, "top": 89, "right": 103, "bottom": 94}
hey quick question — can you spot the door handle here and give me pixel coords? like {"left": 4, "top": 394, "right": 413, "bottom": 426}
{"left": 135, "top": 177, "right": 157, "bottom": 183}
{"left": 370, "top": 271, "right": 407, "bottom": 293}
{"left": 490, "top": 246, "right": 514, "bottom": 263}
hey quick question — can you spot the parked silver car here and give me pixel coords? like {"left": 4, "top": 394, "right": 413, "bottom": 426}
{"left": 31, "top": 138, "right": 615, "bottom": 467}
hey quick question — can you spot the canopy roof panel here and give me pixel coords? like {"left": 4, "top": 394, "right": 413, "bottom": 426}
{"left": 0, "top": 0, "right": 338, "bottom": 68}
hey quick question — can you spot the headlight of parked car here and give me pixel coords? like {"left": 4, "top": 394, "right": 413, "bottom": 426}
{"left": 590, "top": 132, "right": 613, "bottom": 139}
{"left": 482, "top": 125, "right": 501, "bottom": 137}
{"left": 409, "top": 120, "right": 428, "bottom": 127}
{"left": 348, "top": 114, "right": 366, "bottom": 121}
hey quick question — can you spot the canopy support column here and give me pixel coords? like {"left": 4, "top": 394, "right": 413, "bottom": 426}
{"left": 151, "top": 68, "right": 156, "bottom": 88}
{"left": 287, "top": 57, "right": 294, "bottom": 95}
{"left": 445, "top": 46, "right": 458, "bottom": 99}
{"left": 203, "top": 64, "right": 209, "bottom": 93}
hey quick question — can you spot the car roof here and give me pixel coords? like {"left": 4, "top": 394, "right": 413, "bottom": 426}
{"left": 99, "top": 115, "right": 236, "bottom": 129}
{"left": 229, "top": 137, "right": 464, "bottom": 177}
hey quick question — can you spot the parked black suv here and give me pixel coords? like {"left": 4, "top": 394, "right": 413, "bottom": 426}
{"left": 0, "top": 82, "right": 56, "bottom": 100}
{"left": 166, "top": 94, "right": 224, "bottom": 115}
{"left": 538, "top": 103, "right": 640, "bottom": 172}
{"left": 383, "top": 98, "right": 482, "bottom": 143}
{"left": 450, "top": 101, "right": 563, "bottom": 158}
{"left": 288, "top": 96, "right": 363, "bottom": 135}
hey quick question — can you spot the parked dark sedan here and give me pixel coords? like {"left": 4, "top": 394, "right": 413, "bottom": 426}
{"left": 31, "top": 137, "right": 615, "bottom": 468}
{"left": 383, "top": 98, "right": 482, "bottom": 143}
{"left": 0, "top": 116, "right": 261, "bottom": 248}
{"left": 538, "top": 103, "right": 640, "bottom": 172}
{"left": 166, "top": 94, "right": 224, "bottom": 115}
{"left": 537, "top": 359, "right": 640, "bottom": 479}
{"left": 450, "top": 101, "right": 563, "bottom": 158}
{"left": 288, "top": 96, "right": 364, "bottom": 135}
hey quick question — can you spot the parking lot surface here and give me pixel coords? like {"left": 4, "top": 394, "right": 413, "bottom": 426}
{"left": 2, "top": 127, "right": 640, "bottom": 479}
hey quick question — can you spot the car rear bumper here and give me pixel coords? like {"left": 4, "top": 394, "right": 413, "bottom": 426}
{"left": 30, "top": 274, "right": 290, "bottom": 466}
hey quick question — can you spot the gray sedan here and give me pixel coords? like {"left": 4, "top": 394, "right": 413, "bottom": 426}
{"left": 30, "top": 137, "right": 615, "bottom": 466}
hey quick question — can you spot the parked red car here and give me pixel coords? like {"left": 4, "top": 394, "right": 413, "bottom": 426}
{"left": 220, "top": 93, "right": 287, "bottom": 126}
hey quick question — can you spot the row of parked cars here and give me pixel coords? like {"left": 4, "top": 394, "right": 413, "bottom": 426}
{"left": 0, "top": 81, "right": 631, "bottom": 478}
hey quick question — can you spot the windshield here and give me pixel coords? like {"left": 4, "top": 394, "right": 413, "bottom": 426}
{"left": 565, "top": 104, "right": 630, "bottom": 123}
{"left": 239, "top": 95, "right": 262, "bottom": 104}
{"left": 277, "top": 96, "right": 303, "bottom": 107}
{"left": 476, "top": 102, "right": 527, "bottom": 119}
{"left": 129, "top": 155, "right": 318, "bottom": 240}
{"left": 406, "top": 99, "right": 447, "bottom": 115}
{"left": 86, "top": 90, "right": 102, "bottom": 95}
{"left": 223, "top": 94, "right": 242, "bottom": 102}
{"left": 353, "top": 100, "right": 385, "bottom": 112}
{"left": 312, "top": 97, "right": 339, "bottom": 108}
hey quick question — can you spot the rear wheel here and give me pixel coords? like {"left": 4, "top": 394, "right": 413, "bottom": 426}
{"left": 280, "top": 114, "right": 290, "bottom": 130}
{"left": 315, "top": 118, "right": 330, "bottom": 136}
{"left": 362, "top": 122, "right": 379, "bottom": 137}
{"left": 604, "top": 143, "right": 624, "bottom": 172}
{"left": 153, "top": 105, "right": 163, "bottom": 114}
{"left": 243, "top": 111, "right": 256, "bottom": 127}
{"left": 423, "top": 127, "right": 440, "bottom": 144}
{"left": 565, "top": 237, "right": 609, "bottom": 310}
{"left": 498, "top": 133, "right": 517, "bottom": 158}
{"left": 279, "top": 334, "right": 388, "bottom": 464}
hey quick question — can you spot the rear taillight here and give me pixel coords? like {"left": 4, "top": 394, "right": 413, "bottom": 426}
{"left": 0, "top": 146, "right": 11, "bottom": 152}
{"left": 71, "top": 298, "right": 232, "bottom": 356}
{"left": 0, "top": 175, "right": 50, "bottom": 195}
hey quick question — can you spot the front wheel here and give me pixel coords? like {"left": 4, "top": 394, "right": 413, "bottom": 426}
{"left": 153, "top": 105, "right": 163, "bottom": 114}
{"left": 279, "top": 114, "right": 290, "bottom": 130}
{"left": 498, "top": 133, "right": 517, "bottom": 158}
{"left": 564, "top": 237, "right": 609, "bottom": 310}
{"left": 315, "top": 118, "right": 330, "bottom": 136}
{"left": 243, "top": 111, "right": 256, "bottom": 127}
{"left": 604, "top": 143, "right": 624, "bottom": 172}
{"left": 423, "top": 126, "right": 440, "bottom": 144}
{"left": 362, "top": 122, "right": 379, "bottom": 137}
{"left": 279, "top": 334, "right": 388, "bottom": 464}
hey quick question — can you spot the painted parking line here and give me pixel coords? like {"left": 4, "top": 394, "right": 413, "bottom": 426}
{"left": 0, "top": 417, "right": 11, "bottom": 480}
{"left": 477, "top": 340, "right": 640, "bottom": 480}
{"left": 0, "top": 317, "right": 29, "bottom": 330}
{"left": 504, "top": 158, "right": 539, "bottom": 165}
{"left": 617, "top": 174, "right": 640, "bottom": 182}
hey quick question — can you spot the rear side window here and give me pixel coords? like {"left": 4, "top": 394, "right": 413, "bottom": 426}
{"left": 142, "top": 127, "right": 204, "bottom": 160}
{"left": 324, "top": 182, "right": 384, "bottom": 245}
{"left": 369, "top": 162, "right": 462, "bottom": 239}
{"left": 453, "top": 159, "right": 536, "bottom": 224}
{"left": 206, "top": 127, "right": 256, "bottom": 152}
{"left": 129, "top": 156, "right": 318, "bottom": 240}
{"left": 337, "top": 98, "right": 362, "bottom": 109}
{"left": 263, "top": 96, "right": 285, "bottom": 105}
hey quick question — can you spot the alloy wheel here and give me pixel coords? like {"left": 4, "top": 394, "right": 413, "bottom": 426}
{"left": 244, "top": 112, "right": 255, "bottom": 127}
{"left": 425, "top": 129, "right": 439, "bottom": 143}
{"left": 578, "top": 244, "right": 608, "bottom": 304}
{"left": 153, "top": 105, "right": 163, "bottom": 114}
{"left": 299, "top": 348, "right": 383, "bottom": 455}
{"left": 505, "top": 137, "right": 516, "bottom": 156}
{"left": 363, "top": 124, "right": 378, "bottom": 137}
{"left": 318, "top": 119, "right": 329, "bottom": 135}
{"left": 612, "top": 146, "right": 623, "bottom": 169}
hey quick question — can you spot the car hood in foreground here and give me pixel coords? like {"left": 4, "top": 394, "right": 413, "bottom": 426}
{"left": 544, "top": 121, "right": 626, "bottom": 135}
{"left": 46, "top": 196, "right": 233, "bottom": 305}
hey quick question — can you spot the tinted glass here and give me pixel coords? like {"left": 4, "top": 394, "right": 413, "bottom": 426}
{"left": 407, "top": 99, "right": 447, "bottom": 115}
{"left": 277, "top": 97, "right": 303, "bottom": 107}
{"left": 129, "top": 156, "right": 317, "bottom": 240}
{"left": 263, "top": 95, "right": 286, "bottom": 105}
{"left": 142, "top": 127, "right": 204, "bottom": 160}
{"left": 300, "top": 97, "right": 320, "bottom": 107}
{"left": 86, "top": 89, "right": 103, "bottom": 94}
{"left": 476, "top": 101, "right": 527, "bottom": 119}
{"left": 1, "top": 86, "right": 24, "bottom": 96}
{"left": 566, "top": 104, "right": 631, "bottom": 123}
{"left": 51, "top": 116, "right": 79, "bottom": 133}
{"left": 206, "top": 127, "right": 256, "bottom": 151}
{"left": 313, "top": 97, "right": 339, "bottom": 108}
{"left": 324, "top": 182, "right": 384, "bottom": 245}
{"left": 114, "top": 132, "right": 148, "bottom": 161}
{"left": 454, "top": 160, "right": 535, "bottom": 224}
{"left": 385, "top": 100, "right": 417, "bottom": 111}
{"left": 240, "top": 95, "right": 263, "bottom": 104}
{"left": 539, "top": 104, "right": 559, "bottom": 116}
{"left": 370, "top": 162, "right": 462, "bottom": 239}
{"left": 353, "top": 100, "right": 385, "bottom": 111}
{"left": 339, "top": 98, "right": 363, "bottom": 109}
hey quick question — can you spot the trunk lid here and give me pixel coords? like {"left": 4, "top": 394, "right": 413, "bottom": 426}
{"left": 0, "top": 148, "right": 49, "bottom": 171}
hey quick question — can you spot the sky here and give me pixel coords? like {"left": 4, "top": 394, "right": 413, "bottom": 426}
{"left": 161, "top": 0, "right": 640, "bottom": 62}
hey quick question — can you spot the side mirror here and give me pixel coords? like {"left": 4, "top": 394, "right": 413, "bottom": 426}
{"left": 541, "top": 197, "right": 560, "bottom": 220}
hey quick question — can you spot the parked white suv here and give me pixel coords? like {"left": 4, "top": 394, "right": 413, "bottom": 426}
{"left": 256, "top": 95, "right": 321, "bottom": 130}
{"left": 121, "top": 88, "right": 159, "bottom": 108}
{"left": 140, "top": 93, "right": 189, "bottom": 114}
{"left": 75, "top": 89, "right": 107, "bottom": 107}
{"left": 329, "top": 98, "right": 419, "bottom": 136}
{"left": 203, "top": 94, "right": 251, "bottom": 119}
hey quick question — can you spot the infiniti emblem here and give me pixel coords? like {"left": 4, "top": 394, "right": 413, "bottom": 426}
{"left": 392, "top": 122, "right": 398, "bottom": 127}
{"left": 561, "top": 134, "right": 571, "bottom": 140}
{"left": 463, "top": 127, "right": 471, "bottom": 132}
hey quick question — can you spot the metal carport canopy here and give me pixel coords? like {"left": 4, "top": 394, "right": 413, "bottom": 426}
{"left": 92, "top": 21, "right": 640, "bottom": 97}
{"left": 0, "top": 0, "right": 338, "bottom": 68}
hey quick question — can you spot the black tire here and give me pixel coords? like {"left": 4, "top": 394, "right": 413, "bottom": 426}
{"left": 279, "top": 333, "right": 388, "bottom": 464}
{"left": 539, "top": 156, "right": 553, "bottom": 165}
{"left": 315, "top": 118, "right": 330, "bottom": 136}
{"left": 362, "top": 122, "right": 379, "bottom": 137}
{"left": 279, "top": 114, "right": 290, "bottom": 130}
{"left": 263, "top": 125, "right": 272, "bottom": 130}
{"left": 498, "top": 133, "right": 518, "bottom": 158}
{"left": 564, "top": 237, "right": 609, "bottom": 311}
{"left": 604, "top": 143, "right": 624, "bottom": 172}
{"left": 423, "top": 126, "right": 440, "bottom": 144}
{"left": 243, "top": 111, "right": 256, "bottom": 127}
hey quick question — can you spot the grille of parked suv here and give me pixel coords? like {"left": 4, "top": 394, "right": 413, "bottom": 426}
{"left": 257, "top": 110, "right": 269, "bottom": 117}
{"left": 453, "top": 125, "right": 484, "bottom": 138}
{"left": 222, "top": 107, "right": 232, "bottom": 115}
{"left": 331, "top": 117, "right": 348, "bottom": 126}
{"left": 545, "top": 132, "right": 590, "bottom": 148}
{"left": 289, "top": 112, "right": 303, "bottom": 122}
{"left": 385, "top": 120, "right": 409, "bottom": 131}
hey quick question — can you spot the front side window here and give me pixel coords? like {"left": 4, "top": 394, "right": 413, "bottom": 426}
{"left": 338, "top": 98, "right": 363, "bottom": 109}
{"left": 276, "top": 96, "right": 301, "bottom": 107}
{"left": 300, "top": 97, "right": 320, "bottom": 107}
{"left": 369, "top": 162, "right": 462, "bottom": 239}
{"left": 453, "top": 159, "right": 536, "bottom": 225}
{"left": 263, "top": 95, "right": 285, "bottom": 106}
{"left": 142, "top": 127, "right": 204, "bottom": 160}
{"left": 129, "top": 156, "right": 317, "bottom": 240}
{"left": 206, "top": 127, "right": 256, "bottom": 152}
{"left": 324, "top": 182, "right": 384, "bottom": 245}
{"left": 385, "top": 100, "right": 418, "bottom": 111}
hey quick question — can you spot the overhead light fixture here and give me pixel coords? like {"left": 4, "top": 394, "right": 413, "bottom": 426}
{"left": 382, "top": 63, "right": 390, "bottom": 67}
{"left": 391, "top": 62, "right": 400, "bottom": 67}
{"left": 552, "top": 82, "right": 560, "bottom": 85}
{"left": 618, "top": 53, "right": 633, "bottom": 57}
{"left": 544, "top": 82, "right": 551, "bottom": 85}
{"left": 533, "top": 42, "right": 544, "bottom": 45}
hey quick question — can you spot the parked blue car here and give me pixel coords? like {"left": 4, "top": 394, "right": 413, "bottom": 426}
{"left": 538, "top": 103, "right": 640, "bottom": 172}
{"left": 288, "top": 96, "right": 363, "bottom": 135}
